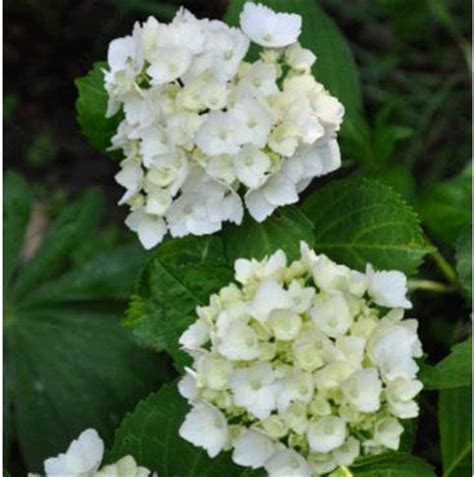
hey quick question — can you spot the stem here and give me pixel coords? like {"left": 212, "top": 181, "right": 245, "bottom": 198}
{"left": 430, "top": 250, "right": 458, "bottom": 286}
{"left": 338, "top": 466, "right": 354, "bottom": 477}
{"left": 408, "top": 279, "right": 456, "bottom": 294}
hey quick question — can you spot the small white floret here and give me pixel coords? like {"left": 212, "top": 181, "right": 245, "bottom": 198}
{"left": 240, "top": 3, "right": 302, "bottom": 48}
{"left": 232, "top": 429, "right": 276, "bottom": 469}
{"left": 179, "top": 403, "right": 229, "bottom": 457}
{"left": 229, "top": 363, "right": 278, "bottom": 419}
{"left": 264, "top": 447, "right": 311, "bottom": 477}
{"left": 366, "top": 264, "right": 412, "bottom": 309}
{"left": 307, "top": 416, "right": 347, "bottom": 453}
{"left": 44, "top": 429, "right": 104, "bottom": 477}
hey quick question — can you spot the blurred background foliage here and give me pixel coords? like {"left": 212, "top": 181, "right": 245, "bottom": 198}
{"left": 4, "top": 0, "right": 471, "bottom": 474}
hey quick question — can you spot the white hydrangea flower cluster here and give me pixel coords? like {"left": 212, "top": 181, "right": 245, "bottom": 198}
{"left": 28, "top": 429, "right": 156, "bottom": 477}
{"left": 178, "top": 243, "right": 423, "bottom": 476}
{"left": 105, "top": 2, "right": 344, "bottom": 249}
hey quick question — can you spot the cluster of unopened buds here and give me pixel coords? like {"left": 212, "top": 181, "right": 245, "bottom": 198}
{"left": 105, "top": 2, "right": 344, "bottom": 248}
{"left": 28, "top": 429, "right": 156, "bottom": 477}
{"left": 178, "top": 243, "right": 423, "bottom": 476}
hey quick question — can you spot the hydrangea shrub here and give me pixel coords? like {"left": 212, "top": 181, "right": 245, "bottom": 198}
{"left": 13, "top": 1, "right": 469, "bottom": 477}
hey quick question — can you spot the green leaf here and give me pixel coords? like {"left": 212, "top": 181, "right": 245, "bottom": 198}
{"left": 224, "top": 0, "right": 363, "bottom": 138}
{"left": 223, "top": 206, "right": 314, "bottom": 263}
{"left": 125, "top": 236, "right": 233, "bottom": 367}
{"left": 455, "top": 228, "right": 472, "bottom": 301}
{"left": 12, "top": 189, "right": 105, "bottom": 299}
{"left": 4, "top": 170, "right": 32, "bottom": 289}
{"left": 23, "top": 243, "right": 147, "bottom": 306}
{"left": 419, "top": 165, "right": 472, "bottom": 246}
{"left": 420, "top": 337, "right": 471, "bottom": 390}
{"left": 344, "top": 452, "right": 436, "bottom": 476}
{"left": 4, "top": 176, "right": 164, "bottom": 471}
{"left": 108, "top": 383, "right": 264, "bottom": 476}
{"left": 439, "top": 386, "right": 472, "bottom": 477}
{"left": 302, "top": 177, "right": 433, "bottom": 275}
{"left": 75, "top": 62, "right": 123, "bottom": 153}
{"left": 6, "top": 305, "right": 163, "bottom": 472}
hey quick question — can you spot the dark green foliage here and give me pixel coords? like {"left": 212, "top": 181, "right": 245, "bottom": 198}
{"left": 75, "top": 62, "right": 123, "bottom": 154}
{"left": 4, "top": 171, "right": 164, "bottom": 472}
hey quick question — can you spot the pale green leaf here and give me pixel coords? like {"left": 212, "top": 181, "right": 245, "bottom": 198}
{"left": 223, "top": 206, "right": 314, "bottom": 263}
{"left": 302, "top": 177, "right": 433, "bottom": 275}
{"left": 420, "top": 337, "right": 472, "bottom": 390}
{"left": 108, "top": 383, "right": 264, "bottom": 476}
{"left": 439, "top": 386, "right": 472, "bottom": 477}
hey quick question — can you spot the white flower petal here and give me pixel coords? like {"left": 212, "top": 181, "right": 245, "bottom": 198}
{"left": 240, "top": 3, "right": 302, "bottom": 48}
{"left": 366, "top": 264, "right": 412, "bottom": 309}
{"left": 179, "top": 404, "right": 228, "bottom": 458}
{"left": 44, "top": 429, "right": 104, "bottom": 477}
{"left": 232, "top": 429, "right": 276, "bottom": 469}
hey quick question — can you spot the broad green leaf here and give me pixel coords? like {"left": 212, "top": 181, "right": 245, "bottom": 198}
{"left": 4, "top": 175, "right": 164, "bottom": 470}
{"left": 23, "top": 243, "right": 147, "bottom": 306}
{"left": 125, "top": 236, "right": 233, "bottom": 366}
{"left": 419, "top": 165, "right": 471, "bottom": 246}
{"left": 75, "top": 62, "right": 122, "bottom": 153}
{"left": 223, "top": 206, "right": 314, "bottom": 263}
{"left": 108, "top": 383, "right": 264, "bottom": 477}
{"left": 4, "top": 171, "right": 32, "bottom": 289}
{"left": 224, "top": 0, "right": 363, "bottom": 138}
{"left": 439, "top": 386, "right": 472, "bottom": 477}
{"left": 340, "top": 452, "right": 436, "bottom": 476}
{"left": 302, "top": 177, "right": 432, "bottom": 275}
{"left": 420, "top": 337, "right": 472, "bottom": 390}
{"left": 12, "top": 189, "right": 104, "bottom": 299}
{"left": 455, "top": 228, "right": 472, "bottom": 301}
{"left": 6, "top": 305, "right": 163, "bottom": 472}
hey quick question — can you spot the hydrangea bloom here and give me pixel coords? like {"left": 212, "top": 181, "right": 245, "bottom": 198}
{"left": 178, "top": 243, "right": 423, "bottom": 475}
{"left": 28, "top": 429, "right": 156, "bottom": 477}
{"left": 104, "top": 2, "right": 344, "bottom": 248}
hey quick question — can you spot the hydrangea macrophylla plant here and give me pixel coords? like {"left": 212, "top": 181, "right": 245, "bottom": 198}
{"left": 177, "top": 242, "right": 423, "bottom": 476}
{"left": 28, "top": 429, "right": 156, "bottom": 477}
{"left": 104, "top": 2, "right": 344, "bottom": 248}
